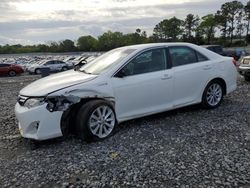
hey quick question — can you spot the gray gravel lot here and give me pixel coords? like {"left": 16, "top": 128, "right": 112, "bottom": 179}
{"left": 0, "top": 74, "right": 249, "bottom": 188}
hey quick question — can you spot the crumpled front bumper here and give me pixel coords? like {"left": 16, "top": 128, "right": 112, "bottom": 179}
{"left": 15, "top": 103, "right": 63, "bottom": 140}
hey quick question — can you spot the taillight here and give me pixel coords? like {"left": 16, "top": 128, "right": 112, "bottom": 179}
{"left": 232, "top": 59, "right": 237, "bottom": 66}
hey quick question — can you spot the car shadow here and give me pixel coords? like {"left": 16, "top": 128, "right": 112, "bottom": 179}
{"left": 117, "top": 104, "right": 203, "bottom": 131}
{"left": 23, "top": 102, "right": 230, "bottom": 150}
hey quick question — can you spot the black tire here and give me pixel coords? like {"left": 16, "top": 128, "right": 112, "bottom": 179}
{"left": 35, "top": 68, "right": 41, "bottom": 74}
{"left": 202, "top": 80, "right": 224, "bottom": 109}
{"left": 62, "top": 66, "right": 68, "bottom": 71}
{"left": 8, "top": 70, "right": 16, "bottom": 77}
{"left": 76, "top": 100, "right": 117, "bottom": 142}
{"left": 244, "top": 75, "right": 250, "bottom": 81}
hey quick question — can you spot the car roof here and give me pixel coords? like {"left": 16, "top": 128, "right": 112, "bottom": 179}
{"left": 201, "top": 45, "right": 222, "bottom": 48}
{"left": 116, "top": 42, "right": 206, "bottom": 51}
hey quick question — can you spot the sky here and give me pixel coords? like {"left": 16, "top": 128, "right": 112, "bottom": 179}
{"left": 0, "top": 0, "right": 249, "bottom": 45}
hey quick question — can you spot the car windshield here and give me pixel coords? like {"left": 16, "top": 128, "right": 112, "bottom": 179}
{"left": 38, "top": 60, "right": 47, "bottom": 65}
{"left": 79, "top": 48, "right": 136, "bottom": 75}
{"left": 75, "top": 56, "right": 85, "bottom": 61}
{"left": 64, "top": 57, "right": 75, "bottom": 61}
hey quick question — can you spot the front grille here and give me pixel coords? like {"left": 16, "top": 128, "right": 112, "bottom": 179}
{"left": 18, "top": 95, "right": 28, "bottom": 106}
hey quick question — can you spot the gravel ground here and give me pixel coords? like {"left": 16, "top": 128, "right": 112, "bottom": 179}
{"left": 0, "top": 74, "right": 249, "bottom": 188}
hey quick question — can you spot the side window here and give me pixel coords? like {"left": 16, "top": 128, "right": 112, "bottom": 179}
{"left": 121, "top": 48, "right": 167, "bottom": 76}
{"left": 45, "top": 61, "right": 53, "bottom": 65}
{"left": 197, "top": 52, "right": 209, "bottom": 62}
{"left": 169, "top": 47, "right": 197, "bottom": 67}
{"left": 0, "top": 64, "right": 10, "bottom": 67}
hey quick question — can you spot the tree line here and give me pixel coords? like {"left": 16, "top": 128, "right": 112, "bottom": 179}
{"left": 0, "top": 0, "right": 250, "bottom": 54}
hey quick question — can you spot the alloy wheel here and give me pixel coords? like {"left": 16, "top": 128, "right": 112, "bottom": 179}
{"left": 88, "top": 105, "right": 115, "bottom": 138}
{"left": 35, "top": 69, "right": 41, "bottom": 74}
{"left": 206, "top": 83, "right": 222, "bottom": 106}
{"left": 9, "top": 71, "right": 16, "bottom": 76}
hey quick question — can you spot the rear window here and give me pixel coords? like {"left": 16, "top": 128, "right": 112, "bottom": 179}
{"left": 0, "top": 64, "right": 10, "bottom": 67}
{"left": 197, "top": 52, "right": 209, "bottom": 62}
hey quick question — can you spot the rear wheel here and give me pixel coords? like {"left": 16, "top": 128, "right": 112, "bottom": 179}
{"left": 202, "top": 81, "right": 223, "bottom": 109}
{"left": 35, "top": 68, "right": 41, "bottom": 74}
{"left": 76, "top": 100, "right": 117, "bottom": 142}
{"left": 8, "top": 70, "right": 16, "bottom": 77}
{"left": 244, "top": 75, "right": 250, "bottom": 81}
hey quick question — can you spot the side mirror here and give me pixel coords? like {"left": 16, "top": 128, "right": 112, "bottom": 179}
{"left": 115, "top": 69, "right": 127, "bottom": 78}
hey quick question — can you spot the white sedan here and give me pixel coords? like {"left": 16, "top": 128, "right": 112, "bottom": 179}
{"left": 27, "top": 60, "right": 69, "bottom": 74}
{"left": 15, "top": 43, "right": 237, "bottom": 141}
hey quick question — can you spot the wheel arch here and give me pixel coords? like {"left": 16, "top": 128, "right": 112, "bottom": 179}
{"left": 60, "top": 97, "right": 115, "bottom": 136}
{"left": 205, "top": 77, "right": 227, "bottom": 95}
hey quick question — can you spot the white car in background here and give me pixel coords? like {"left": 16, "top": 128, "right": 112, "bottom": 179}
{"left": 15, "top": 43, "right": 237, "bottom": 142}
{"left": 27, "top": 60, "right": 70, "bottom": 74}
{"left": 63, "top": 56, "right": 76, "bottom": 67}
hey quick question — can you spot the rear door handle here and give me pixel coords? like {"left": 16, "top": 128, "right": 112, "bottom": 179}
{"left": 161, "top": 74, "right": 172, "bottom": 80}
{"left": 203, "top": 65, "right": 212, "bottom": 70}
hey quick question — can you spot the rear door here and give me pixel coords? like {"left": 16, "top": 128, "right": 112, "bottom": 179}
{"left": 168, "top": 46, "right": 214, "bottom": 107}
{"left": 54, "top": 61, "right": 64, "bottom": 71}
{"left": 45, "top": 61, "right": 55, "bottom": 71}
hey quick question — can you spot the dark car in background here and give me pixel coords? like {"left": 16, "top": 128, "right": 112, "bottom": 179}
{"left": 202, "top": 45, "right": 248, "bottom": 65}
{"left": 202, "top": 45, "right": 225, "bottom": 56}
{"left": 0, "top": 63, "right": 24, "bottom": 76}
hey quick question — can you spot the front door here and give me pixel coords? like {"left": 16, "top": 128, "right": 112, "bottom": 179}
{"left": 111, "top": 48, "right": 174, "bottom": 121}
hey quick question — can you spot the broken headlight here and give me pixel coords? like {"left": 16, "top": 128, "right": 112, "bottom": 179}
{"left": 24, "top": 98, "right": 45, "bottom": 108}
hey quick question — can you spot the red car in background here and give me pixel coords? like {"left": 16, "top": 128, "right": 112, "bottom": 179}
{"left": 0, "top": 63, "right": 24, "bottom": 76}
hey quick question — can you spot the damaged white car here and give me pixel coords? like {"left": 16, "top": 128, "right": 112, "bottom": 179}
{"left": 15, "top": 43, "right": 237, "bottom": 141}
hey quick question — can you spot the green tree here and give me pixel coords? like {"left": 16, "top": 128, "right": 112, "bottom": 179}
{"left": 37, "top": 44, "right": 49, "bottom": 52}
{"left": 123, "top": 29, "right": 148, "bottom": 45}
{"left": 97, "top": 31, "right": 125, "bottom": 51}
{"left": 59, "top": 39, "right": 76, "bottom": 52}
{"left": 184, "top": 14, "right": 199, "bottom": 41}
{"left": 219, "top": 1, "right": 244, "bottom": 44}
{"left": 153, "top": 23, "right": 164, "bottom": 41}
{"left": 153, "top": 17, "right": 184, "bottom": 41}
{"left": 48, "top": 41, "right": 60, "bottom": 52}
{"left": 77, "top": 35, "right": 98, "bottom": 51}
{"left": 236, "top": 11, "right": 244, "bottom": 41}
{"left": 199, "top": 14, "right": 217, "bottom": 44}
{"left": 244, "top": 1, "right": 250, "bottom": 41}
{"left": 215, "top": 10, "right": 228, "bottom": 40}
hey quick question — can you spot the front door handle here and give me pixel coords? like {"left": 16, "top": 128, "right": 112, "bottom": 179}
{"left": 161, "top": 74, "right": 172, "bottom": 80}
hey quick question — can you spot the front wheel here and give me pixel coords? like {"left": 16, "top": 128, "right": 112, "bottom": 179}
{"left": 35, "top": 68, "right": 41, "bottom": 74}
{"left": 76, "top": 100, "right": 117, "bottom": 142}
{"left": 244, "top": 75, "right": 250, "bottom": 81}
{"left": 202, "top": 81, "right": 224, "bottom": 109}
{"left": 62, "top": 66, "right": 68, "bottom": 71}
{"left": 8, "top": 70, "right": 16, "bottom": 76}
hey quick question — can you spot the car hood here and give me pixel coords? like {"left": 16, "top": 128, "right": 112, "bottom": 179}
{"left": 20, "top": 70, "right": 98, "bottom": 96}
{"left": 28, "top": 64, "right": 40, "bottom": 68}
